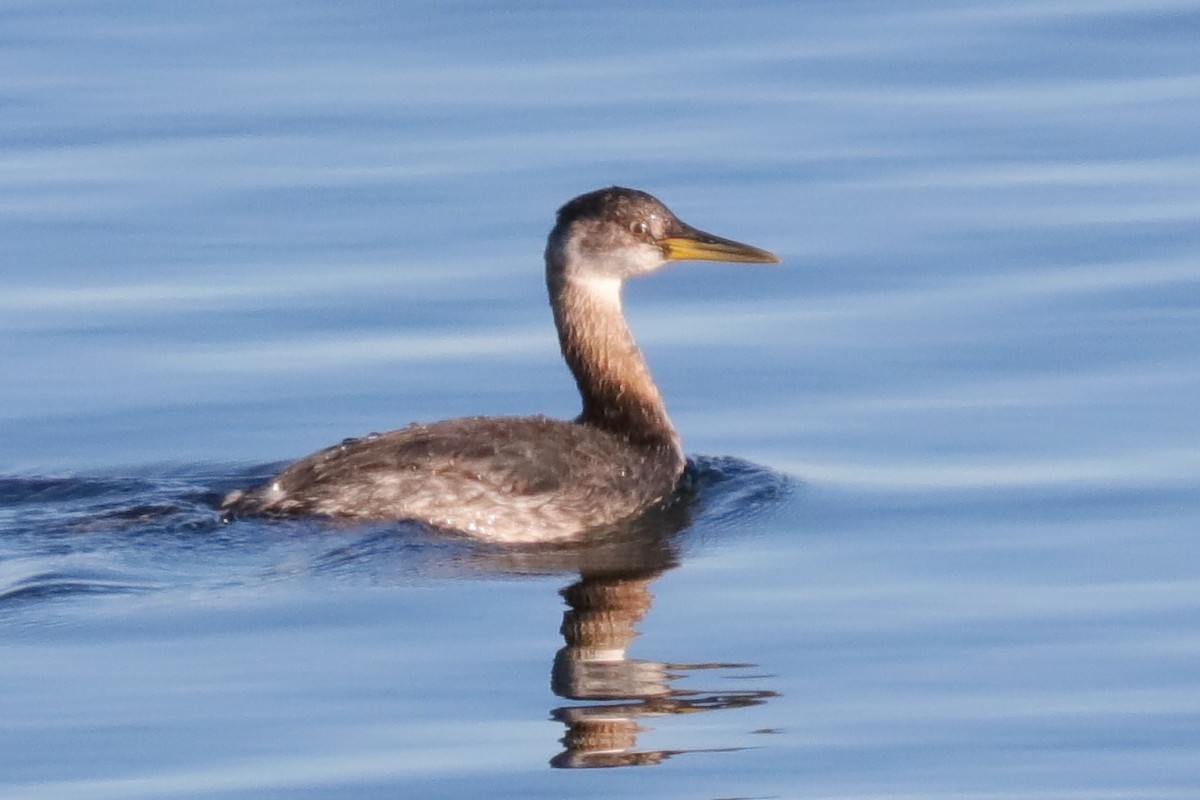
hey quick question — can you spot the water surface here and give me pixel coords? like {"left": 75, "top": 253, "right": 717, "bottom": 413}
{"left": 2, "top": 1, "right": 1199, "bottom": 797}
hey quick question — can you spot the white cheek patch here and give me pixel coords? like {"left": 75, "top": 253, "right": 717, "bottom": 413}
{"left": 561, "top": 234, "right": 663, "bottom": 280}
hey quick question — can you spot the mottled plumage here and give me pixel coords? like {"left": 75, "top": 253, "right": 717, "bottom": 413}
{"left": 221, "top": 416, "right": 683, "bottom": 542}
{"left": 221, "top": 187, "right": 778, "bottom": 541}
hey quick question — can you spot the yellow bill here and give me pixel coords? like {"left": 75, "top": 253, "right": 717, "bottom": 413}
{"left": 659, "top": 223, "right": 780, "bottom": 264}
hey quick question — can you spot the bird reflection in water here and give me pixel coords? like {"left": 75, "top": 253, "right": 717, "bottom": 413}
{"left": 550, "top": 567, "right": 777, "bottom": 769}
{"left": 458, "top": 466, "right": 780, "bottom": 769}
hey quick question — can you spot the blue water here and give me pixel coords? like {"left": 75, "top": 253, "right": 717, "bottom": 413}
{"left": 3, "top": 1, "right": 1200, "bottom": 797}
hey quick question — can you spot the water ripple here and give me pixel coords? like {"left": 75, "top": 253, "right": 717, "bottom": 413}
{"left": 0, "top": 457, "right": 794, "bottom": 612}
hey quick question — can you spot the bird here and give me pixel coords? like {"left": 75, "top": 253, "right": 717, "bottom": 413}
{"left": 220, "top": 186, "right": 779, "bottom": 542}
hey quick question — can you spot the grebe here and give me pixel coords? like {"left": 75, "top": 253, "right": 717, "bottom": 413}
{"left": 221, "top": 187, "right": 779, "bottom": 541}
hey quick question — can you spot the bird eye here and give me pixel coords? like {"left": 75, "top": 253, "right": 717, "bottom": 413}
{"left": 630, "top": 220, "right": 650, "bottom": 236}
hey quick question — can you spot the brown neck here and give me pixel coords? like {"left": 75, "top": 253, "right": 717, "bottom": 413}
{"left": 548, "top": 273, "right": 680, "bottom": 448}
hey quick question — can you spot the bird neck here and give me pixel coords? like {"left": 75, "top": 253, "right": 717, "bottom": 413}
{"left": 548, "top": 273, "right": 681, "bottom": 449}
